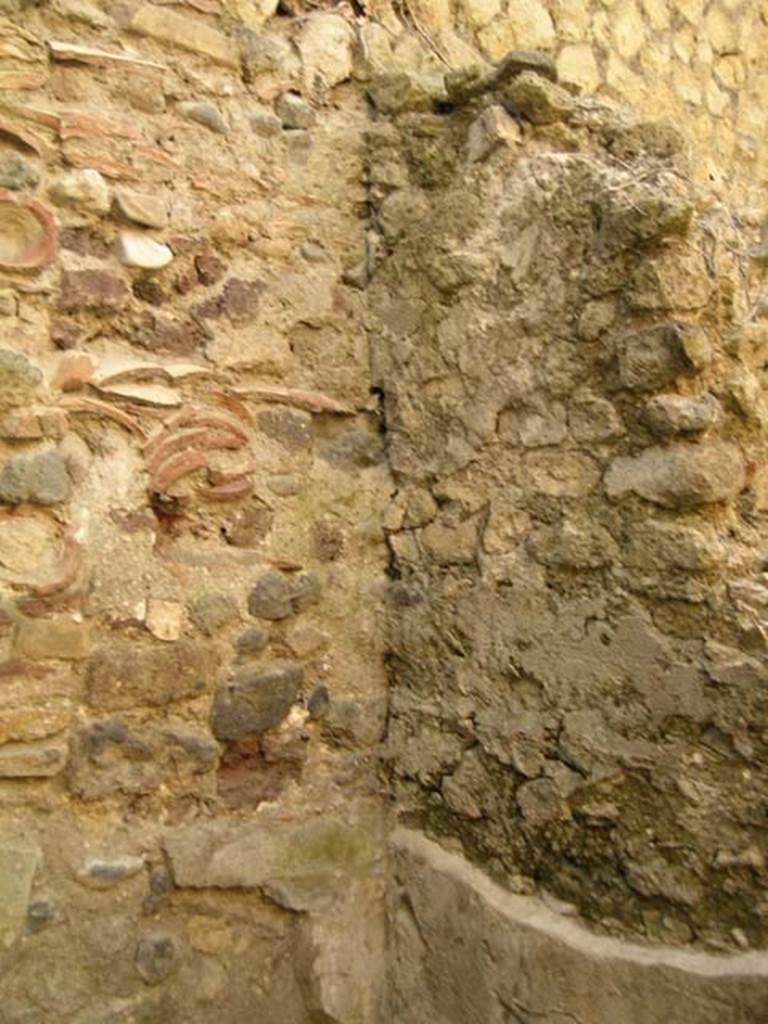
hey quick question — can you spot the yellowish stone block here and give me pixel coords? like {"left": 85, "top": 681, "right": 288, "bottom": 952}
{"left": 557, "top": 43, "right": 601, "bottom": 92}
{"left": 672, "top": 62, "right": 703, "bottom": 105}
{"left": 614, "top": 0, "right": 646, "bottom": 61}
{"left": 551, "top": 0, "right": 591, "bottom": 41}
{"left": 605, "top": 51, "right": 647, "bottom": 106}
{"left": 642, "top": 0, "right": 670, "bottom": 29}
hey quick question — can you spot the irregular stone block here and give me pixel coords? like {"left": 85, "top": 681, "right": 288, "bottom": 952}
{"left": 366, "top": 72, "right": 443, "bottom": 115}
{"left": 618, "top": 324, "right": 691, "bottom": 391}
{"left": 604, "top": 442, "right": 744, "bottom": 509}
{"left": 0, "top": 449, "right": 71, "bottom": 505}
{"left": 466, "top": 105, "right": 520, "bottom": 163}
{"left": 248, "top": 570, "right": 321, "bottom": 620}
{"left": 492, "top": 48, "right": 558, "bottom": 85}
{"left": 0, "top": 738, "right": 68, "bottom": 777}
{"left": 59, "top": 269, "right": 129, "bottom": 311}
{"left": 13, "top": 618, "right": 90, "bottom": 660}
{"left": 391, "top": 830, "right": 768, "bottom": 1024}
{"left": 624, "top": 520, "right": 726, "bottom": 571}
{"left": 211, "top": 663, "right": 303, "bottom": 740}
{"left": 189, "top": 593, "right": 239, "bottom": 635}
{"left": 642, "top": 393, "right": 722, "bottom": 436}
{"left": 0, "top": 349, "right": 42, "bottom": 412}
{"left": 500, "top": 70, "right": 575, "bottom": 124}
{"left": 68, "top": 718, "right": 219, "bottom": 799}
{"left": 235, "top": 625, "right": 269, "bottom": 656}
{"left": 164, "top": 815, "right": 377, "bottom": 891}
{"left": 114, "top": 188, "right": 168, "bottom": 229}
{"left": 0, "top": 842, "right": 40, "bottom": 949}
{"left": 297, "top": 13, "right": 354, "bottom": 95}
{"left": 49, "top": 168, "right": 111, "bottom": 215}
{"left": 129, "top": 5, "right": 237, "bottom": 67}
{"left": 85, "top": 640, "right": 220, "bottom": 711}
{"left": 0, "top": 152, "right": 40, "bottom": 191}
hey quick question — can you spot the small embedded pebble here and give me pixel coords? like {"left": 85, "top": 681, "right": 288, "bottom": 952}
{"left": 275, "top": 91, "right": 316, "bottom": 130}
{"left": 115, "top": 232, "right": 174, "bottom": 270}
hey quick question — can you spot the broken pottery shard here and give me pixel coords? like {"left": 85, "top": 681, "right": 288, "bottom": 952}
{"left": 128, "top": 5, "right": 238, "bottom": 67}
{"left": 115, "top": 232, "right": 173, "bottom": 270}
{"left": 0, "top": 193, "right": 58, "bottom": 270}
{"left": 604, "top": 442, "right": 745, "bottom": 509}
{"left": 93, "top": 382, "right": 181, "bottom": 407}
{"left": 48, "top": 39, "right": 164, "bottom": 70}
{"left": 236, "top": 386, "right": 352, "bottom": 414}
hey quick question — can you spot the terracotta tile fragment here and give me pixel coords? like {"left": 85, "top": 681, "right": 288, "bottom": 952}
{"left": 48, "top": 39, "right": 165, "bottom": 71}
{"left": 150, "top": 449, "right": 208, "bottom": 491}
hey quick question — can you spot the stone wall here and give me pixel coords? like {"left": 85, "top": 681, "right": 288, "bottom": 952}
{"left": 0, "top": 0, "right": 766, "bottom": 1020}
{"left": 373, "top": 7, "right": 768, "bottom": 957}
{"left": 0, "top": 3, "right": 390, "bottom": 1021}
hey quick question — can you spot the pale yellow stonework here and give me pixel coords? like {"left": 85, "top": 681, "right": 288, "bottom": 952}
{"left": 613, "top": 0, "right": 646, "bottom": 60}
{"left": 558, "top": 43, "right": 601, "bottom": 92}
{"left": 672, "top": 62, "right": 703, "bottom": 106}
{"left": 551, "top": 0, "right": 592, "bottom": 41}
{"left": 458, "top": 0, "right": 503, "bottom": 30}
{"left": 605, "top": 51, "right": 647, "bottom": 106}
{"left": 674, "top": 0, "right": 706, "bottom": 22}
{"left": 407, "top": 0, "right": 453, "bottom": 35}
{"left": 704, "top": 5, "right": 741, "bottom": 55}
{"left": 641, "top": 0, "right": 670, "bottom": 29}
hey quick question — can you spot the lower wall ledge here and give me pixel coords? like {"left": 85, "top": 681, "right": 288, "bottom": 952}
{"left": 389, "top": 828, "right": 768, "bottom": 1024}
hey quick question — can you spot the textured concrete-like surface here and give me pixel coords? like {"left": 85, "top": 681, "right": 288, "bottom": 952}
{"left": 390, "top": 829, "right": 768, "bottom": 1024}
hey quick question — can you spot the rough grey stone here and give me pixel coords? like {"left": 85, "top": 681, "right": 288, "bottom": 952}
{"left": 189, "top": 592, "right": 239, "bottom": 635}
{"left": 500, "top": 71, "right": 575, "bottom": 125}
{"left": 211, "top": 663, "right": 303, "bottom": 740}
{"left": 248, "top": 570, "right": 321, "bottom": 620}
{"left": 0, "top": 151, "right": 41, "bottom": 190}
{"left": 77, "top": 855, "right": 144, "bottom": 889}
{"left": 26, "top": 899, "right": 54, "bottom": 934}
{"left": 135, "top": 934, "right": 180, "bottom": 985}
{"left": 618, "top": 324, "right": 691, "bottom": 391}
{"left": 0, "top": 348, "right": 43, "bottom": 411}
{"left": 178, "top": 101, "right": 228, "bottom": 134}
{"left": 492, "top": 49, "right": 558, "bottom": 85}
{"left": 68, "top": 718, "right": 219, "bottom": 800}
{"left": 236, "top": 625, "right": 270, "bottom": 656}
{"left": 0, "top": 449, "right": 71, "bottom": 505}
{"left": 366, "top": 72, "right": 443, "bottom": 114}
